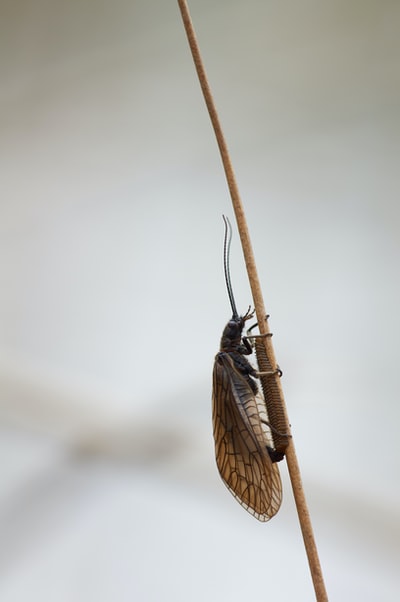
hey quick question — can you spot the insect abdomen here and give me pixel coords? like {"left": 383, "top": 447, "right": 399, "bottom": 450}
{"left": 254, "top": 337, "right": 289, "bottom": 455}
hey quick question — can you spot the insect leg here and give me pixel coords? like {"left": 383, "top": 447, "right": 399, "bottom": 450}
{"left": 257, "top": 366, "right": 283, "bottom": 378}
{"left": 246, "top": 314, "right": 270, "bottom": 336}
{"left": 261, "top": 418, "right": 291, "bottom": 438}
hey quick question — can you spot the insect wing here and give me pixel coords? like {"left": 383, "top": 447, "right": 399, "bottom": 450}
{"left": 212, "top": 353, "right": 282, "bottom": 521}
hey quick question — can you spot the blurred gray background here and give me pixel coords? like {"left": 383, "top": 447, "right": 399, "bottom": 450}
{"left": 1, "top": 0, "right": 399, "bottom": 600}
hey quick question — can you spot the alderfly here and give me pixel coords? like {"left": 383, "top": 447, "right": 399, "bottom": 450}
{"left": 212, "top": 216, "right": 284, "bottom": 521}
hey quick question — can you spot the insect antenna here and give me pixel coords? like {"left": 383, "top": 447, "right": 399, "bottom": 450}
{"left": 222, "top": 215, "right": 239, "bottom": 319}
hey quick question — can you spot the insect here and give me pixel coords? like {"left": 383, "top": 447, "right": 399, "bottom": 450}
{"left": 212, "top": 216, "right": 284, "bottom": 521}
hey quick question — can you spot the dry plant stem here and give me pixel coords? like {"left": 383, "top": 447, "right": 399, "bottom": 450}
{"left": 177, "top": 1, "right": 328, "bottom": 600}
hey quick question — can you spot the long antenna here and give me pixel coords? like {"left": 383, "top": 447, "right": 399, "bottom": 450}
{"left": 177, "top": 2, "right": 328, "bottom": 601}
{"left": 222, "top": 215, "right": 238, "bottom": 319}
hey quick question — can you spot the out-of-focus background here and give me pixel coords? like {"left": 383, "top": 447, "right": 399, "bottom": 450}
{"left": 1, "top": 1, "right": 399, "bottom": 600}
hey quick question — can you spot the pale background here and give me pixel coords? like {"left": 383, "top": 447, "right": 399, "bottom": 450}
{"left": 1, "top": 1, "right": 399, "bottom": 600}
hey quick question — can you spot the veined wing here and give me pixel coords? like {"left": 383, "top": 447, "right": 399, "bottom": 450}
{"left": 212, "top": 352, "right": 282, "bottom": 521}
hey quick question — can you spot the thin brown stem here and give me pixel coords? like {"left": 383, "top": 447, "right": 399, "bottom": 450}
{"left": 177, "top": 1, "right": 328, "bottom": 600}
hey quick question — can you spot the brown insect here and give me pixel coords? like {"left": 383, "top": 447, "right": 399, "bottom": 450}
{"left": 212, "top": 216, "right": 284, "bottom": 521}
